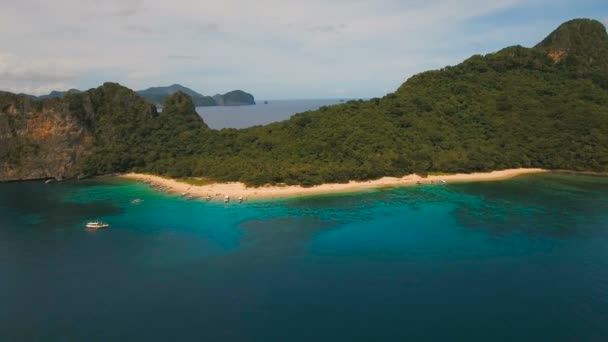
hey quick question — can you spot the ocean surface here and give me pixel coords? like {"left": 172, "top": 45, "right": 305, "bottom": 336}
{"left": 196, "top": 99, "right": 346, "bottom": 129}
{"left": 1, "top": 172, "right": 608, "bottom": 341}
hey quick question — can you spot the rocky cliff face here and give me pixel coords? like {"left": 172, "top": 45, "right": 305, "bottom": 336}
{"left": 0, "top": 93, "right": 95, "bottom": 181}
{"left": 0, "top": 83, "right": 162, "bottom": 181}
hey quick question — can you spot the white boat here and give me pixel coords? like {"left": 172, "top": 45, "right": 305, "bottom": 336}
{"left": 131, "top": 198, "right": 143, "bottom": 204}
{"left": 86, "top": 221, "right": 110, "bottom": 229}
{"left": 224, "top": 195, "right": 230, "bottom": 203}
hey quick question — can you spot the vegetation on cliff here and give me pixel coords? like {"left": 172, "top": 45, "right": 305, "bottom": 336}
{"left": 1, "top": 19, "right": 607, "bottom": 184}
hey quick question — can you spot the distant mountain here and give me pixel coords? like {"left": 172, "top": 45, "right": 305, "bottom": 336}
{"left": 137, "top": 84, "right": 255, "bottom": 107}
{"left": 137, "top": 84, "right": 215, "bottom": 107}
{"left": 11, "top": 84, "right": 255, "bottom": 107}
{"left": 39, "top": 89, "right": 83, "bottom": 99}
{"left": 17, "top": 89, "right": 82, "bottom": 100}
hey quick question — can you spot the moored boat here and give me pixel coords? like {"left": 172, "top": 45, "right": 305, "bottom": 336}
{"left": 85, "top": 221, "right": 110, "bottom": 230}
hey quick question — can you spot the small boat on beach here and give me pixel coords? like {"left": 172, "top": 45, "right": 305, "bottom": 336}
{"left": 224, "top": 195, "right": 230, "bottom": 203}
{"left": 86, "top": 221, "right": 110, "bottom": 230}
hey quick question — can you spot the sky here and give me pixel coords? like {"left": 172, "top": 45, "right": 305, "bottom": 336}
{"left": 0, "top": 0, "right": 607, "bottom": 99}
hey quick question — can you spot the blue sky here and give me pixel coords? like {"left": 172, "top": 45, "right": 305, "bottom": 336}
{"left": 0, "top": 0, "right": 606, "bottom": 99}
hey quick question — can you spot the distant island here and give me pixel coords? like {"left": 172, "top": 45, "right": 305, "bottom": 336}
{"left": 18, "top": 84, "right": 255, "bottom": 107}
{"left": 137, "top": 84, "right": 255, "bottom": 107}
{"left": 18, "top": 88, "right": 83, "bottom": 100}
{"left": 0, "top": 19, "right": 607, "bottom": 189}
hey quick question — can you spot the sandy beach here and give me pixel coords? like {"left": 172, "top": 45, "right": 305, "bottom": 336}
{"left": 120, "top": 168, "right": 546, "bottom": 202}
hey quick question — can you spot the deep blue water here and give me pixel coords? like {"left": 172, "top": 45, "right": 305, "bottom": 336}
{"left": 1, "top": 173, "right": 608, "bottom": 341}
{"left": 196, "top": 99, "right": 345, "bottom": 129}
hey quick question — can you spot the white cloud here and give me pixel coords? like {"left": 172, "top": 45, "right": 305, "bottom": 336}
{"left": 0, "top": 0, "right": 585, "bottom": 98}
{"left": 0, "top": 53, "right": 78, "bottom": 95}
{"left": 0, "top": 82, "right": 76, "bottom": 96}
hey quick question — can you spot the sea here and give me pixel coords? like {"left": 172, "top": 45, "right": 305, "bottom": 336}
{"left": 1, "top": 172, "right": 607, "bottom": 341}
{"left": 196, "top": 99, "right": 346, "bottom": 129}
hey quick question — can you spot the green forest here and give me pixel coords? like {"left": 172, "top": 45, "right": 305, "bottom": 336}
{"left": 2, "top": 19, "right": 608, "bottom": 185}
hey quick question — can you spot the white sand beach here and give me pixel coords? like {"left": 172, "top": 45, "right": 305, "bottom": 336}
{"left": 120, "top": 168, "right": 546, "bottom": 202}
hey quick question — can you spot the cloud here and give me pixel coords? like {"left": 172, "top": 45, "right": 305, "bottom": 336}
{"left": 306, "top": 24, "right": 348, "bottom": 34}
{"left": 189, "top": 22, "right": 221, "bottom": 34}
{"left": 123, "top": 24, "right": 155, "bottom": 34}
{"left": 0, "top": 0, "right": 596, "bottom": 98}
{"left": 104, "top": 0, "right": 142, "bottom": 17}
{"left": 167, "top": 55, "right": 201, "bottom": 60}
{"left": 0, "top": 53, "right": 76, "bottom": 83}
{"left": 0, "top": 82, "right": 75, "bottom": 96}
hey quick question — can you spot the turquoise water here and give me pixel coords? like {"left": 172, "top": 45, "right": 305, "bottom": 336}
{"left": 1, "top": 173, "right": 608, "bottom": 341}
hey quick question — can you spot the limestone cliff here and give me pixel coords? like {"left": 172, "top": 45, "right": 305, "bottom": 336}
{"left": 0, "top": 92, "right": 95, "bottom": 181}
{"left": 0, "top": 83, "right": 163, "bottom": 181}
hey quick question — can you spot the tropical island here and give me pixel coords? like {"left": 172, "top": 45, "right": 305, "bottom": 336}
{"left": 0, "top": 19, "right": 607, "bottom": 198}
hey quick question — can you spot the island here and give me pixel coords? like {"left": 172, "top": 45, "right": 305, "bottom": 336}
{"left": 137, "top": 84, "right": 255, "bottom": 107}
{"left": 0, "top": 19, "right": 607, "bottom": 198}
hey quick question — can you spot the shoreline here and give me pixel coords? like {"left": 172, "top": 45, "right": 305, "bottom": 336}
{"left": 120, "top": 168, "right": 547, "bottom": 202}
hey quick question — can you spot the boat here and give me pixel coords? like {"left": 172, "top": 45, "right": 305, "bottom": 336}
{"left": 45, "top": 179, "right": 53, "bottom": 184}
{"left": 440, "top": 179, "right": 447, "bottom": 184}
{"left": 238, "top": 196, "right": 244, "bottom": 203}
{"left": 85, "top": 221, "right": 110, "bottom": 230}
{"left": 224, "top": 195, "right": 230, "bottom": 203}
{"left": 131, "top": 198, "right": 143, "bottom": 204}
